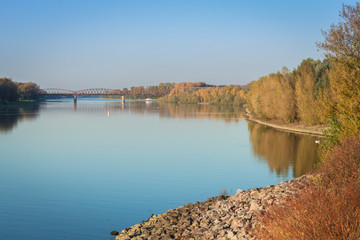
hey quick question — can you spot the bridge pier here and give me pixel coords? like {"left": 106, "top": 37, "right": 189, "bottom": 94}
{"left": 74, "top": 95, "right": 77, "bottom": 103}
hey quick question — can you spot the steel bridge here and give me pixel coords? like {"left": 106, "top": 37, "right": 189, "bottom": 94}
{"left": 41, "top": 88, "right": 171, "bottom": 102}
{"left": 41, "top": 86, "right": 223, "bottom": 102}
{"left": 42, "top": 88, "right": 172, "bottom": 95}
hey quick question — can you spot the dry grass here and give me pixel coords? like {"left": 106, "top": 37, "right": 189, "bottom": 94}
{"left": 256, "top": 135, "right": 360, "bottom": 240}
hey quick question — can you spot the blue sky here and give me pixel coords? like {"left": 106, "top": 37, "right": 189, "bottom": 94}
{"left": 0, "top": 0, "right": 357, "bottom": 89}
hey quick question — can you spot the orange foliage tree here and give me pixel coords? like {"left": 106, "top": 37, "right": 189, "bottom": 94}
{"left": 159, "top": 83, "right": 247, "bottom": 106}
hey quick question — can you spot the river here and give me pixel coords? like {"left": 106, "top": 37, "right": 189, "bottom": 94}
{"left": 0, "top": 98, "right": 320, "bottom": 240}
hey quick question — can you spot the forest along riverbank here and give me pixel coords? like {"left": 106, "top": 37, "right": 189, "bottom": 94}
{"left": 112, "top": 175, "right": 310, "bottom": 240}
{"left": 245, "top": 108, "right": 325, "bottom": 136}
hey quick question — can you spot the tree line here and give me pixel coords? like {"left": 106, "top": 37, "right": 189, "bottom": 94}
{"left": 104, "top": 82, "right": 175, "bottom": 99}
{"left": 159, "top": 82, "right": 247, "bottom": 106}
{"left": 0, "top": 78, "right": 41, "bottom": 102}
{"left": 247, "top": 59, "right": 331, "bottom": 125}
{"left": 247, "top": 2, "right": 360, "bottom": 144}
{"left": 256, "top": 3, "right": 360, "bottom": 239}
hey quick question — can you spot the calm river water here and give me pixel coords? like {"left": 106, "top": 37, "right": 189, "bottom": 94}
{"left": 0, "top": 99, "right": 320, "bottom": 240}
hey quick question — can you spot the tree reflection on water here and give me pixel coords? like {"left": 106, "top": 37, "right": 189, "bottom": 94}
{"left": 157, "top": 103, "right": 245, "bottom": 122}
{"left": 0, "top": 100, "right": 320, "bottom": 179}
{"left": 248, "top": 121, "right": 321, "bottom": 178}
{"left": 32, "top": 101, "right": 246, "bottom": 123}
{"left": 0, "top": 104, "right": 40, "bottom": 133}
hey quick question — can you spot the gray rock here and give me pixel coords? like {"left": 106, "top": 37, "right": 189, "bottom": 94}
{"left": 114, "top": 176, "right": 311, "bottom": 240}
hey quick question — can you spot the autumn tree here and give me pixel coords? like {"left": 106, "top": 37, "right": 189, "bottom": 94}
{"left": 158, "top": 82, "right": 174, "bottom": 91}
{"left": 318, "top": 3, "right": 360, "bottom": 138}
{"left": 295, "top": 59, "right": 319, "bottom": 124}
{"left": 17, "top": 82, "right": 41, "bottom": 100}
{"left": 160, "top": 83, "right": 246, "bottom": 106}
{"left": 247, "top": 70, "right": 296, "bottom": 122}
{"left": 0, "top": 78, "right": 19, "bottom": 102}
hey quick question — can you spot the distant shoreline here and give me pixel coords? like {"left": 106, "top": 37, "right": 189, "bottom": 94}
{"left": 245, "top": 108, "right": 325, "bottom": 136}
{"left": 0, "top": 100, "right": 41, "bottom": 106}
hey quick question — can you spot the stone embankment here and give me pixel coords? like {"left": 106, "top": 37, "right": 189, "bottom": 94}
{"left": 113, "top": 175, "right": 310, "bottom": 240}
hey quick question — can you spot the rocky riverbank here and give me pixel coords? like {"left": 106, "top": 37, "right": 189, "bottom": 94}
{"left": 112, "top": 175, "right": 310, "bottom": 240}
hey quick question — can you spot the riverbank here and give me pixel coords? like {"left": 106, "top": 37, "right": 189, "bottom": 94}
{"left": 245, "top": 108, "right": 326, "bottom": 136}
{"left": 0, "top": 100, "right": 40, "bottom": 106}
{"left": 110, "top": 107, "right": 319, "bottom": 240}
{"left": 112, "top": 175, "right": 310, "bottom": 240}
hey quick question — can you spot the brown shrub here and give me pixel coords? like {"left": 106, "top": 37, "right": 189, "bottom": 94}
{"left": 256, "top": 135, "right": 360, "bottom": 240}
{"left": 319, "top": 135, "right": 360, "bottom": 187}
{"left": 257, "top": 183, "right": 360, "bottom": 240}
